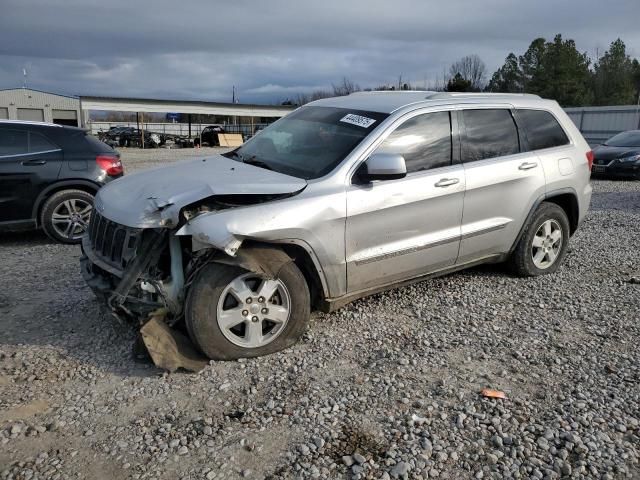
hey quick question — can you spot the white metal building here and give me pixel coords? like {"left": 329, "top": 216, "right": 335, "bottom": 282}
{"left": 0, "top": 88, "right": 81, "bottom": 126}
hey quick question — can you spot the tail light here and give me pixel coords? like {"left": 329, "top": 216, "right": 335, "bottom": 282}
{"left": 586, "top": 150, "right": 594, "bottom": 171}
{"left": 96, "top": 155, "right": 123, "bottom": 176}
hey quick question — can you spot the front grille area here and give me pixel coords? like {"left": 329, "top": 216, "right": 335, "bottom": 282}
{"left": 88, "top": 210, "right": 142, "bottom": 270}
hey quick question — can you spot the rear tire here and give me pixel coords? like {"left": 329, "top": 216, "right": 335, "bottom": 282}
{"left": 41, "top": 189, "right": 94, "bottom": 244}
{"left": 185, "top": 261, "right": 310, "bottom": 360}
{"left": 508, "top": 202, "right": 570, "bottom": 277}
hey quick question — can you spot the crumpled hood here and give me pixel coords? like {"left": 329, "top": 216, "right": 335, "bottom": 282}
{"left": 94, "top": 154, "right": 307, "bottom": 228}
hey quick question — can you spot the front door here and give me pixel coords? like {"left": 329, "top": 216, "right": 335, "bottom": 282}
{"left": 346, "top": 110, "right": 465, "bottom": 293}
{"left": 0, "top": 128, "right": 63, "bottom": 223}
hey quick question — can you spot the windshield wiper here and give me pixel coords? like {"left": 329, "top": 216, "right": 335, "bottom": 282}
{"left": 242, "top": 158, "right": 273, "bottom": 171}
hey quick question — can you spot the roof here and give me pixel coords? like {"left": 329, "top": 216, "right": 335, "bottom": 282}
{"left": 0, "top": 87, "right": 78, "bottom": 99}
{"left": 0, "top": 119, "right": 63, "bottom": 128}
{"left": 308, "top": 91, "right": 544, "bottom": 113}
{"left": 0, "top": 119, "right": 86, "bottom": 132}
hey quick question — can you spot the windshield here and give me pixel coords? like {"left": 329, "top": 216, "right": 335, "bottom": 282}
{"left": 226, "top": 106, "right": 388, "bottom": 179}
{"left": 604, "top": 130, "right": 640, "bottom": 147}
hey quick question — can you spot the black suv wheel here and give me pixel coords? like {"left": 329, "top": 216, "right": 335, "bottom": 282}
{"left": 41, "top": 189, "right": 94, "bottom": 244}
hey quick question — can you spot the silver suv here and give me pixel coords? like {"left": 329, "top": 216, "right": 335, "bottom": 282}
{"left": 81, "top": 92, "right": 593, "bottom": 360}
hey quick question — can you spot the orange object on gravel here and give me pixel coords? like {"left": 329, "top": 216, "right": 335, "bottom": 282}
{"left": 480, "top": 388, "right": 506, "bottom": 399}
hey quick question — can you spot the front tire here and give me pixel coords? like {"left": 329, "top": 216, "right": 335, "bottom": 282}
{"left": 185, "top": 262, "right": 310, "bottom": 360}
{"left": 41, "top": 189, "right": 94, "bottom": 244}
{"left": 508, "top": 202, "right": 570, "bottom": 277}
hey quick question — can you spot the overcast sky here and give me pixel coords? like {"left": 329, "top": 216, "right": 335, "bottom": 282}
{"left": 1, "top": 0, "right": 639, "bottom": 105}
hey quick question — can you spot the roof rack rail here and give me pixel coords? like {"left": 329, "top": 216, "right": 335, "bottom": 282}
{"left": 425, "top": 92, "right": 541, "bottom": 100}
{"left": 349, "top": 90, "right": 437, "bottom": 96}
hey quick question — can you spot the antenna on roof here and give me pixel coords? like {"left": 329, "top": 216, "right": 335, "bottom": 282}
{"left": 22, "top": 68, "right": 28, "bottom": 90}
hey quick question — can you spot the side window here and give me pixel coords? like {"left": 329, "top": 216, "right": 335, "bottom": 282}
{"left": 29, "top": 132, "right": 59, "bottom": 153}
{"left": 516, "top": 109, "right": 569, "bottom": 150}
{"left": 461, "top": 109, "right": 520, "bottom": 162}
{"left": 0, "top": 129, "right": 29, "bottom": 156}
{"left": 375, "top": 112, "right": 452, "bottom": 173}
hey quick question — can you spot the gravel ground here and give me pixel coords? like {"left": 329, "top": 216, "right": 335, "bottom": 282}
{"left": 1, "top": 148, "right": 639, "bottom": 480}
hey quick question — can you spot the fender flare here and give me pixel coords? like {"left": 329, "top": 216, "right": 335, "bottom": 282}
{"left": 508, "top": 187, "right": 579, "bottom": 255}
{"left": 210, "top": 245, "right": 293, "bottom": 278}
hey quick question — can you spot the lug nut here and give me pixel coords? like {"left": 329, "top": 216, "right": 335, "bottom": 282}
{"left": 242, "top": 310, "right": 249, "bottom": 316}
{"left": 246, "top": 298, "right": 252, "bottom": 304}
{"left": 258, "top": 296, "right": 265, "bottom": 303}
{"left": 251, "top": 316, "right": 259, "bottom": 323}
{"left": 261, "top": 307, "right": 268, "bottom": 314}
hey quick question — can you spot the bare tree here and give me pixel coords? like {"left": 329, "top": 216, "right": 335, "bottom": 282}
{"left": 332, "top": 77, "right": 360, "bottom": 96}
{"left": 448, "top": 54, "right": 487, "bottom": 91}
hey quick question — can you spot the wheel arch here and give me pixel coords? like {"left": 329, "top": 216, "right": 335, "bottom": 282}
{"left": 32, "top": 180, "right": 101, "bottom": 225}
{"left": 544, "top": 190, "right": 579, "bottom": 235}
{"left": 509, "top": 187, "right": 580, "bottom": 255}
{"left": 208, "top": 240, "right": 328, "bottom": 311}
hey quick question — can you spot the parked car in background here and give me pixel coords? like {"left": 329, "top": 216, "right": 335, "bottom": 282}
{"left": 592, "top": 130, "right": 640, "bottom": 179}
{"left": 0, "top": 120, "right": 123, "bottom": 243}
{"left": 81, "top": 92, "right": 592, "bottom": 360}
{"left": 99, "top": 126, "right": 165, "bottom": 148}
{"left": 198, "top": 125, "right": 226, "bottom": 146}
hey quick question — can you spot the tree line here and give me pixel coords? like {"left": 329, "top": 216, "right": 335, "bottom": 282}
{"left": 282, "top": 35, "right": 640, "bottom": 108}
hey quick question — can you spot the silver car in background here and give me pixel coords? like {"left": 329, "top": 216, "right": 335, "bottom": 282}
{"left": 81, "top": 92, "right": 593, "bottom": 360}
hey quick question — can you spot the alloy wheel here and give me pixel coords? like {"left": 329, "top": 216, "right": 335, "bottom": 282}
{"left": 531, "top": 219, "right": 563, "bottom": 269}
{"left": 51, "top": 198, "right": 92, "bottom": 241}
{"left": 216, "top": 273, "right": 291, "bottom": 348}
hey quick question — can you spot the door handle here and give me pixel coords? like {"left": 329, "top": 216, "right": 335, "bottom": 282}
{"left": 518, "top": 161, "right": 538, "bottom": 170}
{"left": 434, "top": 178, "right": 460, "bottom": 188}
{"left": 22, "top": 159, "right": 47, "bottom": 166}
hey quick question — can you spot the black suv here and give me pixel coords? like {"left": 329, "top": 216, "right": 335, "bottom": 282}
{"left": 0, "top": 120, "right": 123, "bottom": 243}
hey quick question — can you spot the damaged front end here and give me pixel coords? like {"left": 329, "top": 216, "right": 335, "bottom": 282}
{"left": 80, "top": 189, "right": 305, "bottom": 370}
{"left": 80, "top": 209, "right": 190, "bottom": 323}
{"left": 80, "top": 208, "right": 218, "bottom": 371}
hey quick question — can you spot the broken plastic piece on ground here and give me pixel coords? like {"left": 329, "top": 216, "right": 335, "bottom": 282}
{"left": 140, "top": 312, "right": 208, "bottom": 373}
{"left": 480, "top": 388, "right": 506, "bottom": 399}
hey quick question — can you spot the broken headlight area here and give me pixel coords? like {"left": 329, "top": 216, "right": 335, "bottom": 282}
{"left": 180, "top": 192, "right": 303, "bottom": 223}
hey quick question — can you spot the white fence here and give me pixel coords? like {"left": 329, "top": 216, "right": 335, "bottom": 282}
{"left": 565, "top": 105, "right": 640, "bottom": 145}
{"left": 88, "top": 121, "right": 267, "bottom": 137}
{"left": 89, "top": 106, "right": 640, "bottom": 147}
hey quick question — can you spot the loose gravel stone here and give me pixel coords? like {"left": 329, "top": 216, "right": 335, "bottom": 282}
{"left": 0, "top": 152, "right": 638, "bottom": 480}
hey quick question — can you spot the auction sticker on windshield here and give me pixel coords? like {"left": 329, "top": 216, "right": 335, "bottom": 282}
{"left": 340, "top": 114, "right": 377, "bottom": 128}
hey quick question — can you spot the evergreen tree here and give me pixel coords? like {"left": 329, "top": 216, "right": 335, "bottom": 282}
{"left": 487, "top": 53, "right": 521, "bottom": 92}
{"left": 593, "top": 39, "right": 636, "bottom": 105}
{"left": 445, "top": 73, "right": 473, "bottom": 92}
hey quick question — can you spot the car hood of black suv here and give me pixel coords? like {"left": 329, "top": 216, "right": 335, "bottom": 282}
{"left": 94, "top": 155, "right": 307, "bottom": 228}
{"left": 592, "top": 144, "right": 640, "bottom": 163}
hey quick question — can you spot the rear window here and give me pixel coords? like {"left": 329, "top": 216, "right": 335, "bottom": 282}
{"left": 517, "top": 109, "right": 569, "bottom": 150}
{"left": 29, "top": 132, "right": 59, "bottom": 153}
{"left": 0, "top": 129, "right": 28, "bottom": 156}
{"left": 461, "top": 109, "right": 520, "bottom": 162}
{"left": 85, "top": 134, "right": 115, "bottom": 153}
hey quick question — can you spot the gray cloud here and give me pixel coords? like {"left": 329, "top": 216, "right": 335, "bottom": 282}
{"left": 1, "top": 0, "right": 639, "bottom": 104}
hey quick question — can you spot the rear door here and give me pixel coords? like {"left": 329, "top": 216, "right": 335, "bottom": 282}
{"left": 346, "top": 110, "right": 465, "bottom": 293}
{"left": 0, "top": 127, "right": 64, "bottom": 223}
{"left": 457, "top": 108, "right": 546, "bottom": 263}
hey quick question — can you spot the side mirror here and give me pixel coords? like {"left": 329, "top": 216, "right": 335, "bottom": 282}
{"left": 357, "top": 153, "right": 407, "bottom": 182}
